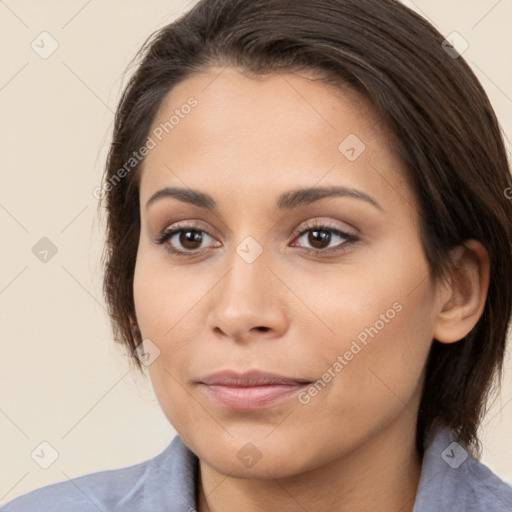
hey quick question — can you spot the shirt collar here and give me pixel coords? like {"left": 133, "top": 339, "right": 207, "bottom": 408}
{"left": 412, "top": 426, "right": 469, "bottom": 511}
{"left": 144, "top": 435, "right": 199, "bottom": 511}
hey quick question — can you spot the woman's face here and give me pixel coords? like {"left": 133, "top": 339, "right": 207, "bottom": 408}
{"left": 133, "top": 66, "right": 443, "bottom": 478}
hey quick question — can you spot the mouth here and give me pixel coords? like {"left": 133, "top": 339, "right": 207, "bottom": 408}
{"left": 197, "top": 370, "right": 312, "bottom": 411}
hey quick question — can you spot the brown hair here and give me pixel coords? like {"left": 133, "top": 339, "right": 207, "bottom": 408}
{"left": 100, "top": 0, "right": 512, "bottom": 458}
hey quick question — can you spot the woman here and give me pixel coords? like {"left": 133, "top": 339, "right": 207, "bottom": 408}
{"left": 5, "top": 0, "right": 512, "bottom": 510}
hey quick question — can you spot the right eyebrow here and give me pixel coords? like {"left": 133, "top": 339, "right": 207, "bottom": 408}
{"left": 146, "top": 187, "right": 217, "bottom": 211}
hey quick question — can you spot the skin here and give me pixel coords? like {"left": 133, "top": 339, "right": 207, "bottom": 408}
{"left": 133, "top": 67, "right": 489, "bottom": 512}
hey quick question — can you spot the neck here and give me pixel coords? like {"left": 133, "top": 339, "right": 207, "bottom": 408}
{"left": 197, "top": 416, "right": 422, "bottom": 512}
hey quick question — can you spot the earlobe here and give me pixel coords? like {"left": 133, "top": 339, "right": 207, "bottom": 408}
{"left": 433, "top": 240, "right": 490, "bottom": 344}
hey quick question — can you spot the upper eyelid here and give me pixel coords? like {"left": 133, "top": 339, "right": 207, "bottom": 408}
{"left": 295, "top": 219, "right": 356, "bottom": 235}
{"left": 161, "top": 219, "right": 214, "bottom": 234}
{"left": 160, "top": 219, "right": 354, "bottom": 237}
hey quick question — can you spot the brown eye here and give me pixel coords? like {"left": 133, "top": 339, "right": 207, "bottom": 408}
{"left": 307, "top": 230, "right": 332, "bottom": 249}
{"left": 179, "top": 230, "right": 204, "bottom": 250}
{"left": 293, "top": 223, "right": 359, "bottom": 253}
{"left": 155, "top": 225, "right": 219, "bottom": 256}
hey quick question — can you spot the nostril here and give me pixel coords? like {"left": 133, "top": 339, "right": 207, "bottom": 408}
{"left": 255, "top": 326, "right": 270, "bottom": 332}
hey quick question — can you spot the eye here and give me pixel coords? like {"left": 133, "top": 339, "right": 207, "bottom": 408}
{"left": 154, "top": 222, "right": 220, "bottom": 256}
{"left": 154, "top": 220, "right": 359, "bottom": 257}
{"left": 292, "top": 221, "right": 359, "bottom": 253}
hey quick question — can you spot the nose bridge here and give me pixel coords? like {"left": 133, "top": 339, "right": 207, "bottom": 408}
{"left": 219, "top": 244, "right": 270, "bottom": 316}
{"left": 208, "top": 239, "right": 287, "bottom": 340}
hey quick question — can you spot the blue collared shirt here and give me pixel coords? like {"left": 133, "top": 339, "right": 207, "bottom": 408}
{"left": 3, "top": 427, "right": 512, "bottom": 511}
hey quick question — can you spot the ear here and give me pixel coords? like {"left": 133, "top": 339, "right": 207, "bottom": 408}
{"left": 433, "top": 240, "right": 490, "bottom": 344}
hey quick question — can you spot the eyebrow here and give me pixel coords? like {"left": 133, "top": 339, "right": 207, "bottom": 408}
{"left": 145, "top": 185, "right": 383, "bottom": 211}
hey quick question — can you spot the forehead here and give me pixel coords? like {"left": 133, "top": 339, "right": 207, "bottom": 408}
{"left": 138, "top": 66, "right": 412, "bottom": 214}
{"left": 149, "top": 66, "right": 392, "bottom": 148}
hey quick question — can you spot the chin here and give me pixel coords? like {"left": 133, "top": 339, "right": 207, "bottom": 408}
{"left": 195, "top": 433, "right": 317, "bottom": 480}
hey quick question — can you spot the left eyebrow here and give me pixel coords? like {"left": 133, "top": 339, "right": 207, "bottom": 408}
{"left": 145, "top": 185, "right": 383, "bottom": 212}
{"left": 277, "top": 185, "right": 383, "bottom": 211}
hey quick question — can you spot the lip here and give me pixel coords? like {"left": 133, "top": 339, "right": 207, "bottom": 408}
{"left": 200, "top": 369, "right": 311, "bottom": 387}
{"left": 198, "top": 370, "right": 311, "bottom": 411}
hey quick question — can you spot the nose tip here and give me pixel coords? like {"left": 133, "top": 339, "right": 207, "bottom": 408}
{"left": 206, "top": 256, "right": 288, "bottom": 343}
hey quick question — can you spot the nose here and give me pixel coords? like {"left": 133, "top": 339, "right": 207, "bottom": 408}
{"left": 206, "top": 246, "right": 289, "bottom": 344}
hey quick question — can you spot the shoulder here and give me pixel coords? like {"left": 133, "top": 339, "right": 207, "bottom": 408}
{"left": 1, "top": 436, "right": 197, "bottom": 512}
{"left": 464, "top": 453, "right": 512, "bottom": 511}
{"left": 414, "top": 428, "right": 512, "bottom": 512}
{"left": 1, "top": 456, "right": 151, "bottom": 512}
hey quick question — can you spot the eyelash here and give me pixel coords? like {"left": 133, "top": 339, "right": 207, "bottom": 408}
{"left": 154, "top": 221, "right": 359, "bottom": 257}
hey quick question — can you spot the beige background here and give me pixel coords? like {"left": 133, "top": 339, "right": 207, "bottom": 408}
{"left": 1, "top": 0, "right": 511, "bottom": 504}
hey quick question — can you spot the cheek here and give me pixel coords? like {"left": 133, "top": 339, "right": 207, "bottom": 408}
{"left": 133, "top": 245, "right": 158, "bottom": 337}
{"left": 133, "top": 248, "right": 212, "bottom": 433}
{"left": 133, "top": 246, "right": 200, "bottom": 342}
{"left": 298, "top": 233, "right": 434, "bottom": 385}
{"left": 300, "top": 254, "right": 436, "bottom": 424}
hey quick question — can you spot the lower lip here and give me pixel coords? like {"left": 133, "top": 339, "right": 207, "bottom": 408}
{"left": 198, "top": 383, "right": 308, "bottom": 410}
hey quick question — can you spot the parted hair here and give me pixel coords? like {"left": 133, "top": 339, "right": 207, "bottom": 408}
{"left": 100, "top": 0, "right": 512, "bottom": 458}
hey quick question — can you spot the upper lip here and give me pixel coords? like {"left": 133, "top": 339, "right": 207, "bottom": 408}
{"left": 199, "top": 370, "right": 311, "bottom": 387}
